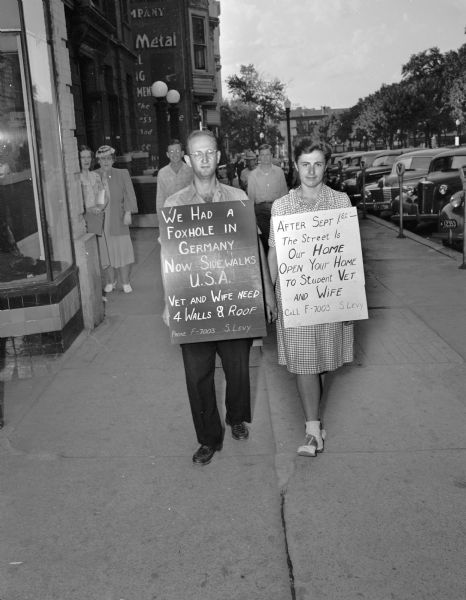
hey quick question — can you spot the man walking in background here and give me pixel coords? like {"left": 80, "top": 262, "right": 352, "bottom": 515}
{"left": 155, "top": 139, "right": 193, "bottom": 217}
{"left": 239, "top": 150, "right": 257, "bottom": 191}
{"left": 246, "top": 143, "right": 288, "bottom": 252}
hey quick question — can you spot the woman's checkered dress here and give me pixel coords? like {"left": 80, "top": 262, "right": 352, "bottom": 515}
{"left": 269, "top": 185, "right": 354, "bottom": 375}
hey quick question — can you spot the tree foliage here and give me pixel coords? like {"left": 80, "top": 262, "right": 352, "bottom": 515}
{"left": 334, "top": 44, "right": 466, "bottom": 149}
{"left": 220, "top": 65, "right": 286, "bottom": 156}
{"left": 226, "top": 64, "right": 286, "bottom": 125}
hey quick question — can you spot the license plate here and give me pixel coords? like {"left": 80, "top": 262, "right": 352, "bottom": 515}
{"left": 440, "top": 219, "right": 457, "bottom": 230}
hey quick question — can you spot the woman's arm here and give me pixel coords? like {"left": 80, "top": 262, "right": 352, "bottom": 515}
{"left": 258, "top": 239, "right": 277, "bottom": 323}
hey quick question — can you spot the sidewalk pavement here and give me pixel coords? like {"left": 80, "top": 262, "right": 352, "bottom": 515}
{"left": 1, "top": 216, "right": 465, "bottom": 600}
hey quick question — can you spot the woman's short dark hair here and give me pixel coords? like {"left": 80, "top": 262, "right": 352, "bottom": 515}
{"left": 294, "top": 139, "right": 332, "bottom": 163}
{"left": 79, "top": 144, "right": 93, "bottom": 157}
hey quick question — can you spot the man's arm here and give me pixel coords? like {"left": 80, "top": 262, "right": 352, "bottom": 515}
{"left": 156, "top": 170, "right": 168, "bottom": 215}
{"left": 278, "top": 169, "right": 288, "bottom": 196}
{"left": 247, "top": 172, "right": 257, "bottom": 203}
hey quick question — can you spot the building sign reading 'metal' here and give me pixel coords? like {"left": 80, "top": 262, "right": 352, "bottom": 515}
{"left": 131, "top": 1, "right": 184, "bottom": 155}
{"left": 159, "top": 201, "right": 267, "bottom": 344}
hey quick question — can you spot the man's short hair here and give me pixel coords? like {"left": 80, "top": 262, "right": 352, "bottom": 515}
{"left": 258, "top": 144, "right": 272, "bottom": 153}
{"left": 167, "top": 139, "right": 182, "bottom": 150}
{"left": 186, "top": 129, "right": 218, "bottom": 153}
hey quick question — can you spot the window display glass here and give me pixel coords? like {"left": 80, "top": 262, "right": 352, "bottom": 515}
{"left": 0, "top": 0, "right": 73, "bottom": 287}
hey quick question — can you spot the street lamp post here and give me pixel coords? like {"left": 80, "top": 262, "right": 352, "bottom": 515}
{"left": 166, "top": 89, "right": 181, "bottom": 139}
{"left": 284, "top": 98, "right": 293, "bottom": 187}
{"left": 151, "top": 81, "right": 180, "bottom": 167}
{"left": 455, "top": 118, "right": 461, "bottom": 146}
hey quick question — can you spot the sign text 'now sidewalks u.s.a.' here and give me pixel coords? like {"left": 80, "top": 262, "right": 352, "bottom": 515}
{"left": 273, "top": 206, "right": 368, "bottom": 328}
{"left": 159, "top": 200, "right": 267, "bottom": 344}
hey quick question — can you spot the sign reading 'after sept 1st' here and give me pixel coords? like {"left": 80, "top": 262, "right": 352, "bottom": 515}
{"left": 159, "top": 200, "right": 267, "bottom": 344}
{"left": 272, "top": 206, "right": 368, "bottom": 328}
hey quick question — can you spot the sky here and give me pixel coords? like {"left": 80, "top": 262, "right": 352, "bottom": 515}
{"left": 219, "top": 0, "right": 466, "bottom": 110}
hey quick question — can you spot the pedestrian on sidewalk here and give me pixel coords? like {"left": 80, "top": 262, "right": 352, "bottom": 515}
{"left": 162, "top": 129, "right": 277, "bottom": 466}
{"left": 247, "top": 144, "right": 288, "bottom": 253}
{"left": 95, "top": 145, "right": 138, "bottom": 294}
{"left": 155, "top": 139, "right": 193, "bottom": 216}
{"left": 239, "top": 150, "right": 257, "bottom": 191}
{"left": 267, "top": 139, "right": 354, "bottom": 457}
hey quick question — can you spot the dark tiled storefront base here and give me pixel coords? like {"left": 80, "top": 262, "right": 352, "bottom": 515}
{"left": 0, "top": 268, "right": 84, "bottom": 380}
{"left": 0, "top": 310, "right": 83, "bottom": 381}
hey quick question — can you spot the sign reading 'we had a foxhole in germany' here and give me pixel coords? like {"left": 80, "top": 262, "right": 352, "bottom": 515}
{"left": 159, "top": 200, "right": 267, "bottom": 344}
{"left": 273, "top": 206, "right": 368, "bottom": 328}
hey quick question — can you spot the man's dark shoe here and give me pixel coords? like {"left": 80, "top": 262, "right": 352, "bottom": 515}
{"left": 231, "top": 422, "right": 249, "bottom": 440}
{"left": 192, "top": 444, "right": 221, "bottom": 466}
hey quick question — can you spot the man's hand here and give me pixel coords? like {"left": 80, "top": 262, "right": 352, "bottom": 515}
{"left": 88, "top": 206, "right": 103, "bottom": 215}
{"left": 264, "top": 286, "right": 277, "bottom": 323}
{"left": 162, "top": 303, "right": 170, "bottom": 327}
{"left": 123, "top": 211, "right": 132, "bottom": 226}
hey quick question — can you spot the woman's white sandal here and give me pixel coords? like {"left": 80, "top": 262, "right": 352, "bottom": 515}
{"left": 297, "top": 427, "right": 326, "bottom": 457}
{"left": 297, "top": 434, "right": 318, "bottom": 457}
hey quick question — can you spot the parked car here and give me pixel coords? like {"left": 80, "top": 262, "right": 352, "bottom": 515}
{"left": 390, "top": 148, "right": 466, "bottom": 231}
{"left": 437, "top": 189, "right": 464, "bottom": 249}
{"left": 342, "top": 148, "right": 413, "bottom": 205}
{"left": 361, "top": 148, "right": 444, "bottom": 218}
{"left": 326, "top": 151, "right": 359, "bottom": 190}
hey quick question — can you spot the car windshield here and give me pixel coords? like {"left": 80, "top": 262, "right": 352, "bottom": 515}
{"left": 361, "top": 154, "right": 377, "bottom": 167}
{"left": 372, "top": 155, "right": 399, "bottom": 167}
{"left": 392, "top": 155, "right": 432, "bottom": 173}
{"left": 429, "top": 154, "right": 466, "bottom": 172}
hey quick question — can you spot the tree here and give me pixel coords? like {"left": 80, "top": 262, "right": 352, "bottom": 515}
{"left": 219, "top": 99, "right": 260, "bottom": 156}
{"left": 223, "top": 64, "right": 286, "bottom": 152}
{"left": 444, "top": 44, "right": 466, "bottom": 122}
{"left": 401, "top": 47, "right": 451, "bottom": 145}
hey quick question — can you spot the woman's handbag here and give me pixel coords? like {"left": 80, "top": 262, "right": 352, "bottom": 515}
{"left": 84, "top": 210, "right": 105, "bottom": 235}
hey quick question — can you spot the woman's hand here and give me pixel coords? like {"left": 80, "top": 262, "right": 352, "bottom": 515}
{"left": 123, "top": 211, "right": 132, "bottom": 226}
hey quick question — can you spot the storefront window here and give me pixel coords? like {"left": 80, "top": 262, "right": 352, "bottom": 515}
{"left": 0, "top": 0, "right": 73, "bottom": 287}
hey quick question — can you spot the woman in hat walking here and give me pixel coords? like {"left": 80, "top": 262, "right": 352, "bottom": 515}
{"left": 95, "top": 145, "right": 138, "bottom": 293}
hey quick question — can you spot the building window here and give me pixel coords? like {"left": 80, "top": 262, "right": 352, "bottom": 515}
{"left": 192, "top": 15, "right": 207, "bottom": 71}
{"left": 92, "top": 0, "right": 117, "bottom": 26}
{"left": 0, "top": 0, "right": 73, "bottom": 287}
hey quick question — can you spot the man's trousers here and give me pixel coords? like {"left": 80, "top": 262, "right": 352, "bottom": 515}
{"left": 181, "top": 338, "right": 253, "bottom": 447}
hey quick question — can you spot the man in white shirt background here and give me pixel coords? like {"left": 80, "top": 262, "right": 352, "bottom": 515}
{"left": 246, "top": 144, "right": 288, "bottom": 251}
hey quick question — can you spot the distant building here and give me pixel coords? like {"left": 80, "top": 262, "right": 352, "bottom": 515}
{"left": 279, "top": 106, "right": 348, "bottom": 158}
{"left": 131, "top": 0, "right": 222, "bottom": 168}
